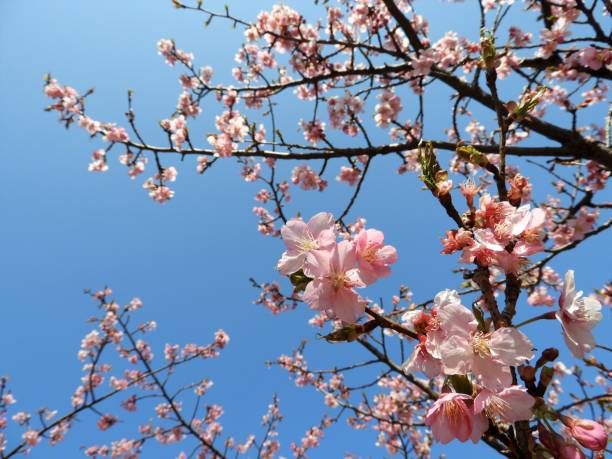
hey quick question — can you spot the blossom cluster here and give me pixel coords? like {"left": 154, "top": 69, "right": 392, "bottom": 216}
{"left": 277, "top": 212, "right": 397, "bottom": 323}
{"left": 442, "top": 194, "right": 546, "bottom": 274}
{"left": 402, "top": 290, "right": 534, "bottom": 388}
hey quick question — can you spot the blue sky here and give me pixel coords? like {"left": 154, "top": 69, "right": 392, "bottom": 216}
{"left": 0, "top": 0, "right": 609, "bottom": 458}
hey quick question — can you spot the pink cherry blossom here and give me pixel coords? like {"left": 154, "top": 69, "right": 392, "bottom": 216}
{"left": 299, "top": 119, "right": 326, "bottom": 145}
{"left": 88, "top": 149, "right": 108, "bottom": 172}
{"left": 556, "top": 270, "right": 602, "bottom": 358}
{"left": 474, "top": 386, "right": 534, "bottom": 423}
{"left": 336, "top": 166, "right": 362, "bottom": 186}
{"left": 102, "top": 125, "right": 129, "bottom": 143}
{"left": 302, "top": 240, "right": 367, "bottom": 323}
{"left": 403, "top": 336, "right": 442, "bottom": 378}
{"left": 277, "top": 212, "right": 335, "bottom": 275}
{"left": 538, "top": 424, "right": 587, "bottom": 459}
{"left": 291, "top": 165, "right": 327, "bottom": 191}
{"left": 425, "top": 392, "right": 487, "bottom": 444}
{"left": 354, "top": 229, "right": 397, "bottom": 284}
{"left": 435, "top": 301, "right": 534, "bottom": 389}
{"left": 459, "top": 202, "right": 546, "bottom": 273}
{"left": 528, "top": 286, "right": 555, "bottom": 306}
{"left": 22, "top": 429, "right": 40, "bottom": 447}
{"left": 374, "top": 89, "right": 402, "bottom": 128}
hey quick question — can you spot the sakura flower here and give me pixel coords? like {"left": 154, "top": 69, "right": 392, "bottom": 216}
{"left": 277, "top": 212, "right": 336, "bottom": 276}
{"left": 291, "top": 165, "right": 327, "bottom": 191}
{"left": 354, "top": 229, "right": 397, "bottom": 284}
{"left": 299, "top": 119, "right": 326, "bottom": 145}
{"left": 435, "top": 302, "right": 534, "bottom": 389}
{"left": 425, "top": 392, "right": 487, "bottom": 444}
{"left": 302, "top": 240, "right": 367, "bottom": 323}
{"left": 556, "top": 270, "right": 602, "bottom": 358}
{"left": 527, "top": 286, "right": 555, "bottom": 306}
{"left": 22, "top": 429, "right": 40, "bottom": 447}
{"left": 462, "top": 203, "right": 546, "bottom": 273}
{"left": 336, "top": 166, "right": 361, "bottom": 186}
{"left": 422, "top": 289, "right": 472, "bottom": 360}
{"left": 403, "top": 336, "right": 442, "bottom": 378}
{"left": 474, "top": 386, "right": 534, "bottom": 423}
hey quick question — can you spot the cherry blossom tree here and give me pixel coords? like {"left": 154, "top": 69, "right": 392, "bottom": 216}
{"left": 2, "top": 0, "right": 611, "bottom": 457}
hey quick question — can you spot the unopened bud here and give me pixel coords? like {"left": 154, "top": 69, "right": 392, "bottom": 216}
{"left": 518, "top": 365, "right": 536, "bottom": 384}
{"left": 456, "top": 145, "right": 489, "bottom": 167}
{"left": 536, "top": 366, "right": 555, "bottom": 396}
{"left": 448, "top": 374, "right": 473, "bottom": 395}
{"left": 561, "top": 416, "right": 608, "bottom": 452}
{"left": 511, "top": 87, "right": 545, "bottom": 121}
{"left": 321, "top": 322, "right": 377, "bottom": 343}
{"left": 535, "top": 348, "right": 559, "bottom": 369}
{"left": 480, "top": 29, "right": 497, "bottom": 71}
{"left": 289, "top": 269, "right": 312, "bottom": 293}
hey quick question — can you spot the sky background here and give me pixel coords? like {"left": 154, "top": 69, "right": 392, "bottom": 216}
{"left": 0, "top": 0, "right": 610, "bottom": 458}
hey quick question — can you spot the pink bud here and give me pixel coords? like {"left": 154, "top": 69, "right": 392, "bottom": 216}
{"left": 538, "top": 423, "right": 587, "bottom": 459}
{"left": 562, "top": 416, "right": 608, "bottom": 452}
{"left": 558, "top": 443, "right": 587, "bottom": 459}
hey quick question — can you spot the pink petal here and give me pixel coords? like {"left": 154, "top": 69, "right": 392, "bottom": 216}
{"left": 472, "top": 356, "right": 512, "bottom": 390}
{"left": 471, "top": 412, "right": 489, "bottom": 443}
{"left": 277, "top": 252, "right": 306, "bottom": 276}
{"left": 497, "top": 386, "right": 534, "bottom": 422}
{"left": 281, "top": 220, "right": 310, "bottom": 249}
{"left": 306, "top": 212, "right": 334, "bottom": 237}
{"left": 438, "top": 335, "right": 474, "bottom": 375}
{"left": 489, "top": 327, "right": 534, "bottom": 365}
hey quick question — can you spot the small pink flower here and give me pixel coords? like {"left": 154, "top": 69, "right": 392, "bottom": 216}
{"left": 103, "top": 126, "right": 129, "bottom": 143}
{"left": 97, "top": 414, "right": 118, "bottom": 431}
{"left": 299, "top": 119, "right": 326, "bottom": 145}
{"left": 302, "top": 240, "right": 367, "bottom": 323}
{"left": 22, "top": 429, "right": 40, "bottom": 447}
{"left": 403, "top": 336, "right": 442, "bottom": 378}
{"left": 336, "top": 166, "right": 362, "bottom": 186}
{"left": 291, "top": 165, "right": 327, "bottom": 191}
{"left": 556, "top": 270, "right": 602, "bottom": 358}
{"left": 277, "top": 212, "right": 336, "bottom": 276}
{"left": 354, "top": 229, "right": 397, "bottom": 284}
{"left": 425, "top": 393, "right": 487, "bottom": 444}
{"left": 435, "top": 301, "right": 534, "bottom": 389}
{"left": 474, "top": 386, "right": 534, "bottom": 423}
{"left": 528, "top": 286, "right": 555, "bottom": 307}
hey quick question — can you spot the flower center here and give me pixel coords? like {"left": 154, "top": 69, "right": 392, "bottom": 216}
{"left": 484, "top": 395, "right": 511, "bottom": 420}
{"left": 494, "top": 222, "right": 513, "bottom": 242}
{"left": 443, "top": 401, "right": 464, "bottom": 425}
{"left": 299, "top": 238, "right": 318, "bottom": 252}
{"left": 361, "top": 244, "right": 378, "bottom": 263}
{"left": 330, "top": 272, "right": 347, "bottom": 291}
{"left": 471, "top": 332, "right": 491, "bottom": 357}
{"left": 522, "top": 228, "right": 541, "bottom": 243}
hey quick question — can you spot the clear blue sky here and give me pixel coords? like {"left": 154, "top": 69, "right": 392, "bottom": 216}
{"left": 0, "top": 1, "right": 609, "bottom": 458}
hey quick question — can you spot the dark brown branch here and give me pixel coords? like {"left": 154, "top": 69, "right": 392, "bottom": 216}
{"left": 123, "top": 139, "right": 583, "bottom": 162}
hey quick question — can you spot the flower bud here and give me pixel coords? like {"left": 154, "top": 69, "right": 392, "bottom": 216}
{"left": 480, "top": 29, "right": 497, "bottom": 71}
{"left": 417, "top": 142, "right": 444, "bottom": 195}
{"left": 538, "top": 424, "right": 587, "bottom": 459}
{"left": 535, "top": 347, "right": 559, "bottom": 369}
{"left": 561, "top": 416, "right": 608, "bottom": 452}
{"left": 518, "top": 365, "right": 536, "bottom": 384}
{"left": 456, "top": 145, "right": 489, "bottom": 167}
{"left": 289, "top": 269, "right": 312, "bottom": 293}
